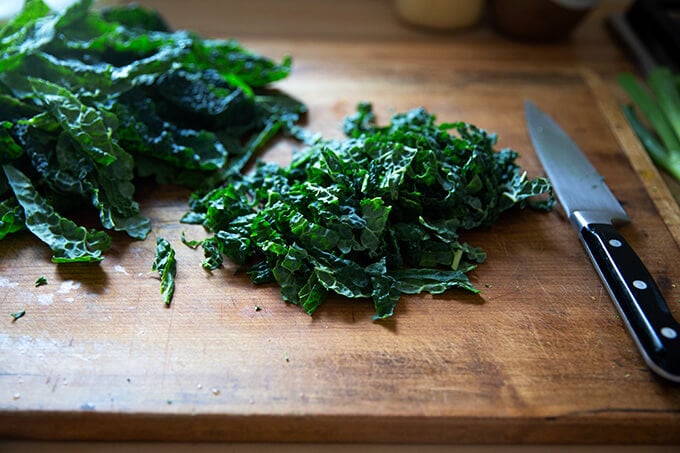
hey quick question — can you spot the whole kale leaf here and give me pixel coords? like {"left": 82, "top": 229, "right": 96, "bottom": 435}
{"left": 0, "top": 0, "right": 304, "bottom": 262}
{"left": 187, "top": 102, "right": 554, "bottom": 319}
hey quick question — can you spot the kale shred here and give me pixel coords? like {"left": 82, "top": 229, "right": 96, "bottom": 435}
{"left": 152, "top": 236, "right": 176, "bottom": 306}
{"left": 188, "top": 102, "right": 554, "bottom": 319}
{"left": 0, "top": 0, "right": 304, "bottom": 262}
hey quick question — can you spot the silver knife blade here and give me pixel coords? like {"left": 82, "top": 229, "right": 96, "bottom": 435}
{"left": 525, "top": 100, "right": 630, "bottom": 228}
{"left": 525, "top": 100, "right": 680, "bottom": 383}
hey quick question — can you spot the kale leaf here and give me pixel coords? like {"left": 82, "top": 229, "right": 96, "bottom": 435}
{"left": 0, "top": 0, "right": 304, "bottom": 262}
{"left": 152, "top": 236, "right": 176, "bottom": 306}
{"left": 187, "top": 103, "right": 554, "bottom": 319}
{"left": 3, "top": 164, "right": 111, "bottom": 262}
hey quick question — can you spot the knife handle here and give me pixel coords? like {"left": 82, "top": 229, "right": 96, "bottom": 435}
{"left": 579, "top": 223, "right": 680, "bottom": 383}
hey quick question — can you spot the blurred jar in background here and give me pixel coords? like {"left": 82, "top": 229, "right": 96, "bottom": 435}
{"left": 395, "top": 0, "right": 486, "bottom": 31}
{"left": 489, "top": 0, "right": 598, "bottom": 41}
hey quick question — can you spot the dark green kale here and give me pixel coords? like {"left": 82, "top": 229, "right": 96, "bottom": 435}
{"left": 152, "top": 236, "right": 176, "bottom": 306}
{"left": 186, "top": 103, "right": 554, "bottom": 319}
{"left": 0, "top": 0, "right": 304, "bottom": 262}
{"left": 3, "top": 163, "right": 111, "bottom": 262}
{"left": 0, "top": 197, "right": 25, "bottom": 239}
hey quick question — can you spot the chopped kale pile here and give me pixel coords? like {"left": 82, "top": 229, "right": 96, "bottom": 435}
{"left": 0, "top": 0, "right": 304, "bottom": 262}
{"left": 0, "top": 1, "right": 553, "bottom": 317}
{"left": 186, "top": 103, "right": 554, "bottom": 319}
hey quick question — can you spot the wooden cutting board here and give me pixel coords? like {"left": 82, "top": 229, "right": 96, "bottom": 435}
{"left": 1, "top": 39, "right": 679, "bottom": 443}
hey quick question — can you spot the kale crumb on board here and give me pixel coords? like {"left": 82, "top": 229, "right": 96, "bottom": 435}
{"left": 11, "top": 309, "right": 26, "bottom": 321}
{"left": 184, "top": 102, "right": 554, "bottom": 320}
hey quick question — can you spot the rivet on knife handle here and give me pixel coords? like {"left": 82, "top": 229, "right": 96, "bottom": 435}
{"left": 577, "top": 220, "right": 680, "bottom": 382}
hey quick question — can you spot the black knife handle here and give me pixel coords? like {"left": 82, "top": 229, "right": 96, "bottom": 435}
{"left": 580, "top": 223, "right": 680, "bottom": 383}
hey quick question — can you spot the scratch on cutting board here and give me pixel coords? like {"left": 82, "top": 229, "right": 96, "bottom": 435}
{"left": 57, "top": 280, "right": 81, "bottom": 294}
{"left": 37, "top": 293, "right": 54, "bottom": 305}
{"left": 532, "top": 275, "right": 553, "bottom": 301}
{"left": 0, "top": 277, "right": 19, "bottom": 288}
{"left": 160, "top": 301, "right": 177, "bottom": 388}
{"left": 523, "top": 315, "right": 553, "bottom": 359}
{"left": 113, "top": 264, "right": 130, "bottom": 275}
{"left": 496, "top": 236, "right": 510, "bottom": 257}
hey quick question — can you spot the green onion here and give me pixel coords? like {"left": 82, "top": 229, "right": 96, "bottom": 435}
{"left": 618, "top": 67, "right": 680, "bottom": 183}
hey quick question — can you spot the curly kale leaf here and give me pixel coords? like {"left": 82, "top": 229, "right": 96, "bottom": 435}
{"left": 0, "top": 0, "right": 303, "bottom": 261}
{"left": 29, "top": 77, "right": 119, "bottom": 166}
{"left": 0, "top": 197, "right": 25, "bottom": 239}
{"left": 0, "top": 121, "right": 24, "bottom": 163}
{"left": 3, "top": 164, "right": 110, "bottom": 262}
{"left": 188, "top": 103, "right": 554, "bottom": 319}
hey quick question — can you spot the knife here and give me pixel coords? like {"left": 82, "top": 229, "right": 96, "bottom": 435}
{"left": 525, "top": 100, "right": 680, "bottom": 383}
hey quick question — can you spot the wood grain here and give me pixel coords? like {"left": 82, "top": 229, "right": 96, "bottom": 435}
{"left": 1, "top": 0, "right": 679, "bottom": 444}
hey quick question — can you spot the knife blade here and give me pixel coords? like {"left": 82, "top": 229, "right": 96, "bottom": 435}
{"left": 525, "top": 100, "right": 680, "bottom": 383}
